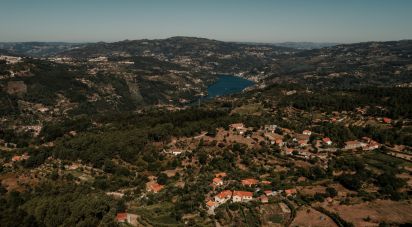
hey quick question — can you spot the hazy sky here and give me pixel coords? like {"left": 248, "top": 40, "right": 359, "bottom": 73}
{"left": 0, "top": 0, "right": 411, "bottom": 43}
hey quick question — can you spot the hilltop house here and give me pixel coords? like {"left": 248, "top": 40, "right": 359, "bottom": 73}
{"left": 229, "top": 123, "right": 245, "bottom": 130}
{"left": 276, "top": 139, "right": 284, "bottom": 147}
{"left": 11, "top": 153, "right": 30, "bottom": 162}
{"left": 241, "top": 178, "right": 259, "bottom": 187}
{"left": 116, "top": 213, "right": 138, "bottom": 225}
{"left": 212, "top": 177, "right": 223, "bottom": 186}
{"left": 322, "top": 137, "right": 332, "bottom": 145}
{"left": 264, "top": 190, "right": 277, "bottom": 196}
{"left": 298, "top": 140, "right": 308, "bottom": 147}
{"left": 147, "top": 183, "right": 164, "bottom": 193}
{"left": 229, "top": 123, "right": 246, "bottom": 134}
{"left": 259, "top": 195, "right": 269, "bottom": 203}
{"left": 363, "top": 140, "right": 380, "bottom": 151}
{"left": 206, "top": 200, "right": 217, "bottom": 211}
{"left": 285, "top": 189, "right": 297, "bottom": 197}
{"left": 302, "top": 130, "right": 312, "bottom": 136}
{"left": 264, "top": 125, "right": 277, "bottom": 133}
{"left": 232, "top": 191, "right": 253, "bottom": 202}
{"left": 214, "top": 190, "right": 232, "bottom": 204}
{"left": 215, "top": 172, "right": 227, "bottom": 178}
{"left": 261, "top": 180, "right": 271, "bottom": 185}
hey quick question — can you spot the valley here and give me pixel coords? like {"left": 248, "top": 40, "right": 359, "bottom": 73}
{"left": 0, "top": 37, "right": 412, "bottom": 227}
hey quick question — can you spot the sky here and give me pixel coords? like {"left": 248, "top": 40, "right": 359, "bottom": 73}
{"left": 0, "top": 0, "right": 411, "bottom": 43}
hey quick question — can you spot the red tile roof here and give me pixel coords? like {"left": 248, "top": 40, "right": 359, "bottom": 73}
{"left": 322, "top": 137, "right": 332, "bottom": 143}
{"left": 215, "top": 172, "right": 227, "bottom": 178}
{"left": 261, "top": 180, "right": 271, "bottom": 185}
{"left": 230, "top": 123, "right": 245, "bottom": 129}
{"left": 298, "top": 140, "right": 307, "bottom": 145}
{"left": 149, "top": 183, "right": 164, "bottom": 193}
{"left": 275, "top": 139, "right": 283, "bottom": 144}
{"left": 233, "top": 190, "right": 253, "bottom": 198}
{"left": 285, "top": 189, "right": 297, "bottom": 196}
{"left": 241, "top": 178, "right": 259, "bottom": 186}
{"left": 303, "top": 130, "right": 312, "bottom": 135}
{"left": 264, "top": 190, "right": 274, "bottom": 196}
{"left": 213, "top": 177, "right": 223, "bottom": 184}
{"left": 216, "top": 190, "right": 232, "bottom": 199}
{"left": 206, "top": 200, "right": 217, "bottom": 207}
{"left": 116, "top": 213, "right": 127, "bottom": 222}
{"left": 260, "top": 195, "right": 269, "bottom": 203}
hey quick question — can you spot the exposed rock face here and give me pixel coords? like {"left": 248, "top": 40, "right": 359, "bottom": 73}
{"left": 6, "top": 81, "right": 27, "bottom": 95}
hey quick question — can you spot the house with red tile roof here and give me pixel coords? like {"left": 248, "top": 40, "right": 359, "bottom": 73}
{"left": 214, "top": 190, "right": 232, "bottom": 204}
{"left": 383, "top": 117, "right": 392, "bottom": 124}
{"left": 148, "top": 183, "right": 164, "bottom": 193}
{"left": 232, "top": 191, "right": 253, "bottom": 202}
{"left": 261, "top": 180, "right": 271, "bottom": 185}
{"left": 322, "top": 137, "right": 332, "bottom": 145}
{"left": 264, "top": 190, "right": 276, "bottom": 196}
{"left": 363, "top": 140, "right": 380, "bottom": 151}
{"left": 11, "top": 153, "right": 30, "bottom": 162}
{"left": 302, "top": 130, "right": 312, "bottom": 136}
{"left": 212, "top": 177, "right": 223, "bottom": 186}
{"left": 284, "top": 189, "right": 297, "bottom": 197}
{"left": 229, "top": 123, "right": 245, "bottom": 130}
{"left": 241, "top": 178, "right": 259, "bottom": 187}
{"left": 215, "top": 172, "right": 227, "bottom": 178}
{"left": 206, "top": 200, "right": 217, "bottom": 210}
{"left": 298, "top": 140, "right": 308, "bottom": 147}
{"left": 260, "top": 195, "right": 269, "bottom": 203}
{"left": 11, "top": 155, "right": 21, "bottom": 162}
{"left": 116, "top": 213, "right": 127, "bottom": 222}
{"left": 276, "top": 139, "right": 284, "bottom": 147}
{"left": 116, "top": 213, "right": 138, "bottom": 225}
{"left": 229, "top": 123, "right": 246, "bottom": 134}
{"left": 285, "top": 148, "right": 294, "bottom": 155}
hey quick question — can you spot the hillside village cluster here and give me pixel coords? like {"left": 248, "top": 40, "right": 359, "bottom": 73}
{"left": 2, "top": 117, "right": 392, "bottom": 225}
{"left": 110, "top": 120, "right": 388, "bottom": 224}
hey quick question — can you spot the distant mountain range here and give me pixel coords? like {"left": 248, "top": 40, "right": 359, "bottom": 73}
{"left": 0, "top": 42, "right": 86, "bottom": 57}
{"left": 0, "top": 37, "right": 411, "bottom": 122}
{"left": 271, "top": 42, "right": 340, "bottom": 50}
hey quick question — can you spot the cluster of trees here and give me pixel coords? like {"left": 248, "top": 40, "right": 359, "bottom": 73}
{"left": 0, "top": 128, "right": 32, "bottom": 148}
{"left": 329, "top": 154, "right": 407, "bottom": 200}
{"left": 0, "top": 183, "right": 118, "bottom": 227}
{"left": 42, "top": 108, "right": 236, "bottom": 168}
{"left": 279, "top": 87, "right": 412, "bottom": 118}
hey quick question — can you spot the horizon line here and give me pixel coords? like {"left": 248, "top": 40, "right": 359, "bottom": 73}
{"left": 0, "top": 36, "right": 411, "bottom": 45}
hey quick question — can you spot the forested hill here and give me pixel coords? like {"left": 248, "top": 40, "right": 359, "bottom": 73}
{"left": 263, "top": 40, "right": 412, "bottom": 88}
{"left": 58, "top": 36, "right": 295, "bottom": 59}
{"left": 0, "top": 42, "right": 86, "bottom": 57}
{"left": 1, "top": 38, "right": 412, "bottom": 127}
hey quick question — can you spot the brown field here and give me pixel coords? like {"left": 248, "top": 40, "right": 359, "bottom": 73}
{"left": 298, "top": 185, "right": 327, "bottom": 196}
{"left": 0, "top": 172, "right": 38, "bottom": 192}
{"left": 291, "top": 206, "right": 338, "bottom": 227}
{"left": 209, "top": 128, "right": 265, "bottom": 148}
{"left": 259, "top": 203, "right": 291, "bottom": 227}
{"left": 321, "top": 199, "right": 412, "bottom": 226}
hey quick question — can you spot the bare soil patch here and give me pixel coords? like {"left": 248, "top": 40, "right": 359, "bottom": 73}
{"left": 291, "top": 206, "right": 338, "bottom": 227}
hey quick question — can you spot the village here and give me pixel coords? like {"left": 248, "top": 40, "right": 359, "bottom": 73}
{"left": 107, "top": 116, "right": 411, "bottom": 226}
